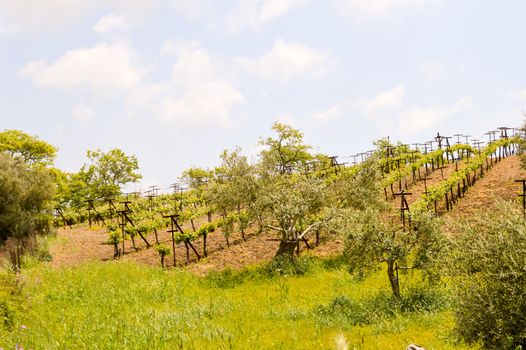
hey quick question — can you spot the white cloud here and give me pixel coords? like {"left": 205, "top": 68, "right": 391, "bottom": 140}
{"left": 310, "top": 84, "right": 471, "bottom": 133}
{"left": 0, "top": 0, "right": 95, "bottom": 31}
{"left": 398, "top": 97, "right": 473, "bottom": 134}
{"left": 128, "top": 42, "right": 244, "bottom": 127}
{"left": 510, "top": 88, "right": 526, "bottom": 100}
{"left": 170, "top": 0, "right": 212, "bottom": 21}
{"left": 312, "top": 101, "right": 351, "bottom": 123}
{"left": 157, "top": 81, "right": 244, "bottom": 125}
{"left": 225, "top": 0, "right": 307, "bottom": 32}
{"left": 357, "top": 84, "right": 406, "bottom": 115}
{"left": 169, "top": 0, "right": 306, "bottom": 33}
{"left": 20, "top": 43, "right": 146, "bottom": 93}
{"left": 338, "top": 0, "right": 432, "bottom": 20}
{"left": 355, "top": 84, "right": 472, "bottom": 135}
{"left": 0, "top": 0, "right": 160, "bottom": 32}
{"left": 93, "top": 14, "right": 129, "bottom": 33}
{"left": 72, "top": 103, "right": 95, "bottom": 123}
{"left": 238, "top": 39, "right": 331, "bottom": 81}
{"left": 418, "top": 61, "right": 446, "bottom": 80}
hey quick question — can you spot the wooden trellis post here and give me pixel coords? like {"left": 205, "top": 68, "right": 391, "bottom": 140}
{"left": 329, "top": 156, "right": 344, "bottom": 174}
{"left": 498, "top": 127, "right": 512, "bottom": 157}
{"left": 145, "top": 185, "right": 160, "bottom": 210}
{"left": 163, "top": 214, "right": 179, "bottom": 267}
{"left": 85, "top": 199, "right": 105, "bottom": 229}
{"left": 117, "top": 209, "right": 126, "bottom": 256}
{"left": 394, "top": 190, "right": 412, "bottom": 230}
{"left": 55, "top": 207, "right": 72, "bottom": 229}
{"left": 163, "top": 213, "right": 201, "bottom": 266}
{"left": 119, "top": 201, "right": 151, "bottom": 249}
{"left": 105, "top": 197, "right": 118, "bottom": 221}
{"left": 472, "top": 140, "right": 484, "bottom": 155}
{"left": 409, "top": 150, "right": 419, "bottom": 183}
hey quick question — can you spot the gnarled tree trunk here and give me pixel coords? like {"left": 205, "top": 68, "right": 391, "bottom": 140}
{"left": 387, "top": 260, "right": 400, "bottom": 298}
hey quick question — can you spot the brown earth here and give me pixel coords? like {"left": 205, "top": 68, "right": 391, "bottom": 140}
{"left": 442, "top": 154, "right": 526, "bottom": 231}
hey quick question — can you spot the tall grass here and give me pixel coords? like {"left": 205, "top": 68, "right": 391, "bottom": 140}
{"left": 0, "top": 258, "right": 474, "bottom": 349}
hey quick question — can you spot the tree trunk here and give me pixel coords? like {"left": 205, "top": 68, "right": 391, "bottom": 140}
{"left": 160, "top": 254, "right": 165, "bottom": 269}
{"left": 130, "top": 235, "right": 138, "bottom": 252}
{"left": 240, "top": 227, "right": 246, "bottom": 241}
{"left": 113, "top": 243, "right": 119, "bottom": 259}
{"left": 387, "top": 260, "right": 400, "bottom": 298}
{"left": 203, "top": 233, "right": 208, "bottom": 257}
{"left": 184, "top": 241, "right": 190, "bottom": 264}
{"left": 154, "top": 228, "right": 159, "bottom": 245}
{"left": 275, "top": 239, "right": 297, "bottom": 258}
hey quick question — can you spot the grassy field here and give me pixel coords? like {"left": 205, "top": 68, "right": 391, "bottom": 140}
{"left": 0, "top": 257, "right": 475, "bottom": 350}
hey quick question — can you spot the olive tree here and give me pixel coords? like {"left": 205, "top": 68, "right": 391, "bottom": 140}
{"left": 339, "top": 159, "right": 446, "bottom": 297}
{"left": 249, "top": 172, "right": 335, "bottom": 256}
{"left": 344, "top": 208, "right": 446, "bottom": 298}
{"left": 259, "top": 122, "right": 312, "bottom": 175}
{"left": 449, "top": 201, "right": 526, "bottom": 349}
{"left": 0, "top": 154, "right": 55, "bottom": 244}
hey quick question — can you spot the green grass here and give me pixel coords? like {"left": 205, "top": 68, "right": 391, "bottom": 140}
{"left": 0, "top": 258, "right": 475, "bottom": 350}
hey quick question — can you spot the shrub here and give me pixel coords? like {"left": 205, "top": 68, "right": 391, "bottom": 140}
{"left": 262, "top": 254, "right": 316, "bottom": 277}
{"left": 450, "top": 201, "right": 526, "bottom": 349}
{"left": 156, "top": 245, "right": 171, "bottom": 268}
{"left": 0, "top": 299, "right": 14, "bottom": 331}
{"left": 316, "top": 287, "right": 448, "bottom": 328}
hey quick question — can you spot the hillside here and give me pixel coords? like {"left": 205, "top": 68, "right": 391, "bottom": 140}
{"left": 45, "top": 154, "right": 526, "bottom": 273}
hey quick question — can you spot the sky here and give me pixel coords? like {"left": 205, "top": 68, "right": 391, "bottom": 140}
{"left": 1, "top": 0, "right": 525, "bottom": 192}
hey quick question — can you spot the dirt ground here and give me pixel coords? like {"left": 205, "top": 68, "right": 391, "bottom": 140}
{"left": 442, "top": 155, "right": 526, "bottom": 229}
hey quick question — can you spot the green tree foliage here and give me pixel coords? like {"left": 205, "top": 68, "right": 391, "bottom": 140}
{"left": 0, "top": 154, "right": 55, "bottom": 243}
{"left": 79, "top": 148, "right": 141, "bottom": 199}
{"left": 209, "top": 147, "right": 256, "bottom": 215}
{"left": 344, "top": 208, "right": 446, "bottom": 298}
{"left": 251, "top": 173, "right": 331, "bottom": 256}
{"left": 180, "top": 167, "right": 213, "bottom": 190}
{"left": 0, "top": 129, "right": 57, "bottom": 166}
{"left": 259, "top": 122, "right": 313, "bottom": 175}
{"left": 449, "top": 201, "right": 526, "bottom": 349}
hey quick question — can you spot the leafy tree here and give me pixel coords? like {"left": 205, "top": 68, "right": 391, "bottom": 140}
{"left": 344, "top": 207, "right": 446, "bottom": 298}
{"left": 53, "top": 170, "right": 90, "bottom": 209}
{"left": 259, "top": 122, "right": 313, "bottom": 175}
{"left": 208, "top": 148, "right": 257, "bottom": 239}
{"left": 0, "top": 129, "right": 57, "bottom": 165}
{"left": 0, "top": 154, "right": 55, "bottom": 244}
{"left": 251, "top": 173, "right": 332, "bottom": 256}
{"left": 449, "top": 201, "right": 526, "bottom": 349}
{"left": 80, "top": 148, "right": 141, "bottom": 199}
{"left": 180, "top": 167, "right": 213, "bottom": 190}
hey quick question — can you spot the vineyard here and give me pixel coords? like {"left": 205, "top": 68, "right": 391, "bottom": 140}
{"left": 48, "top": 127, "right": 523, "bottom": 271}
{"left": 2, "top": 124, "right": 526, "bottom": 349}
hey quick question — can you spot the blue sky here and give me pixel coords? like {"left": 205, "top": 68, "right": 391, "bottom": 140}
{"left": 1, "top": 0, "right": 525, "bottom": 191}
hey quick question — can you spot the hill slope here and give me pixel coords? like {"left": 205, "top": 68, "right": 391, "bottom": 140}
{"left": 45, "top": 155, "right": 526, "bottom": 272}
